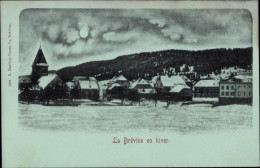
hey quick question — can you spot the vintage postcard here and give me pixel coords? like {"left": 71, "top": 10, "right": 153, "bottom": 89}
{"left": 1, "top": 0, "right": 259, "bottom": 167}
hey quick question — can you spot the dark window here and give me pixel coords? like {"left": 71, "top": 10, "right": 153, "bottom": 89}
{"left": 244, "top": 92, "right": 246, "bottom": 96}
{"left": 231, "top": 92, "right": 235, "bottom": 96}
{"left": 231, "top": 86, "right": 234, "bottom": 90}
{"left": 221, "top": 92, "right": 224, "bottom": 96}
{"left": 249, "top": 92, "right": 251, "bottom": 96}
{"left": 226, "top": 86, "right": 229, "bottom": 90}
{"left": 203, "top": 88, "right": 206, "bottom": 92}
{"left": 221, "top": 86, "right": 224, "bottom": 90}
{"left": 249, "top": 85, "right": 251, "bottom": 88}
{"left": 244, "top": 85, "right": 246, "bottom": 88}
{"left": 226, "top": 92, "right": 229, "bottom": 96}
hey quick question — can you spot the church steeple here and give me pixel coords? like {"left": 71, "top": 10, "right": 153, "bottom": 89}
{"left": 32, "top": 43, "right": 49, "bottom": 77}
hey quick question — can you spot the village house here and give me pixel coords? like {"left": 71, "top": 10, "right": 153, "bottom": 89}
{"left": 106, "top": 74, "right": 130, "bottom": 99}
{"left": 129, "top": 78, "right": 156, "bottom": 99}
{"left": 169, "top": 85, "right": 192, "bottom": 101}
{"left": 154, "top": 75, "right": 192, "bottom": 101}
{"left": 219, "top": 74, "right": 252, "bottom": 104}
{"left": 73, "top": 76, "right": 100, "bottom": 101}
{"left": 193, "top": 79, "right": 219, "bottom": 102}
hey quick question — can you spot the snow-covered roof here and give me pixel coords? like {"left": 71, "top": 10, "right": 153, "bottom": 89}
{"left": 36, "top": 63, "right": 49, "bottom": 66}
{"left": 130, "top": 78, "right": 153, "bottom": 89}
{"left": 160, "top": 75, "right": 186, "bottom": 87}
{"left": 233, "top": 75, "right": 252, "bottom": 82}
{"left": 221, "top": 74, "right": 253, "bottom": 83}
{"left": 129, "top": 79, "right": 140, "bottom": 89}
{"left": 169, "top": 85, "right": 190, "bottom": 93}
{"left": 194, "top": 80, "right": 219, "bottom": 87}
{"left": 180, "top": 75, "right": 191, "bottom": 82}
{"left": 78, "top": 80, "right": 100, "bottom": 90}
{"left": 38, "top": 74, "right": 58, "bottom": 89}
{"left": 107, "top": 83, "right": 121, "bottom": 90}
{"left": 109, "top": 75, "right": 128, "bottom": 83}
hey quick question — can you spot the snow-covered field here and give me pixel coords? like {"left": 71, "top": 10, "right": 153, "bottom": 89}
{"left": 18, "top": 100, "right": 252, "bottom": 133}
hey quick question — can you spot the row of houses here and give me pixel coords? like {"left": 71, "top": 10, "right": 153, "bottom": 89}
{"left": 193, "top": 74, "right": 252, "bottom": 104}
{"left": 19, "top": 72, "right": 252, "bottom": 104}
{"left": 19, "top": 45, "right": 252, "bottom": 105}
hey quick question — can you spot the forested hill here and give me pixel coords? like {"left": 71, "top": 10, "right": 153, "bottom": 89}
{"left": 56, "top": 47, "right": 252, "bottom": 81}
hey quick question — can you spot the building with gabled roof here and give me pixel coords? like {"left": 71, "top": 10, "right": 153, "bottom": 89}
{"left": 106, "top": 74, "right": 130, "bottom": 99}
{"left": 107, "top": 74, "right": 130, "bottom": 88}
{"left": 154, "top": 75, "right": 192, "bottom": 101}
{"left": 129, "top": 78, "right": 156, "bottom": 99}
{"left": 73, "top": 76, "right": 100, "bottom": 100}
{"left": 155, "top": 75, "right": 186, "bottom": 89}
{"left": 193, "top": 79, "right": 219, "bottom": 102}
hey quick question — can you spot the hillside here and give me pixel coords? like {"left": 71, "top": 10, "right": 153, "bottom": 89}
{"left": 56, "top": 47, "right": 252, "bottom": 81}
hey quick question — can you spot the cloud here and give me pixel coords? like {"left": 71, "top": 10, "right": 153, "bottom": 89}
{"left": 103, "top": 30, "right": 138, "bottom": 42}
{"left": 47, "top": 24, "right": 60, "bottom": 41}
{"left": 62, "top": 27, "right": 80, "bottom": 44}
{"left": 19, "top": 9, "right": 252, "bottom": 75}
{"left": 161, "top": 25, "right": 183, "bottom": 41}
{"left": 149, "top": 18, "right": 166, "bottom": 28}
{"left": 69, "top": 40, "right": 86, "bottom": 55}
{"left": 182, "top": 38, "right": 198, "bottom": 44}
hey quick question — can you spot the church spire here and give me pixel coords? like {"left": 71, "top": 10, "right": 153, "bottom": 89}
{"left": 31, "top": 42, "right": 49, "bottom": 76}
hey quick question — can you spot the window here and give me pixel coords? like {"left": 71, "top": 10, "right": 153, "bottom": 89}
{"left": 226, "top": 92, "right": 229, "bottom": 96}
{"left": 231, "top": 86, "right": 234, "bottom": 90}
{"left": 203, "top": 93, "right": 207, "bottom": 97}
{"left": 244, "top": 92, "right": 246, "bottom": 96}
{"left": 249, "top": 85, "right": 251, "bottom": 88}
{"left": 249, "top": 92, "right": 251, "bottom": 96}
{"left": 221, "top": 92, "right": 224, "bottom": 96}
{"left": 203, "top": 88, "right": 206, "bottom": 92}
{"left": 221, "top": 86, "right": 224, "bottom": 90}
{"left": 196, "top": 93, "right": 201, "bottom": 97}
{"left": 238, "top": 85, "right": 241, "bottom": 88}
{"left": 208, "top": 93, "right": 211, "bottom": 97}
{"left": 226, "top": 86, "right": 229, "bottom": 90}
{"left": 231, "top": 92, "right": 235, "bottom": 96}
{"left": 244, "top": 85, "right": 246, "bottom": 88}
{"left": 238, "top": 92, "right": 241, "bottom": 96}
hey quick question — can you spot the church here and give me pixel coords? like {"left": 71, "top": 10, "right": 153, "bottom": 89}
{"left": 19, "top": 44, "right": 49, "bottom": 90}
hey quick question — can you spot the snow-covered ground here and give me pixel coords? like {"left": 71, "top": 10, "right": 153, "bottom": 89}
{"left": 18, "top": 101, "right": 252, "bottom": 133}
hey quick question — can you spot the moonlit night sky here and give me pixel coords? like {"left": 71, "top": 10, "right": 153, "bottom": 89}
{"left": 19, "top": 9, "right": 252, "bottom": 75}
